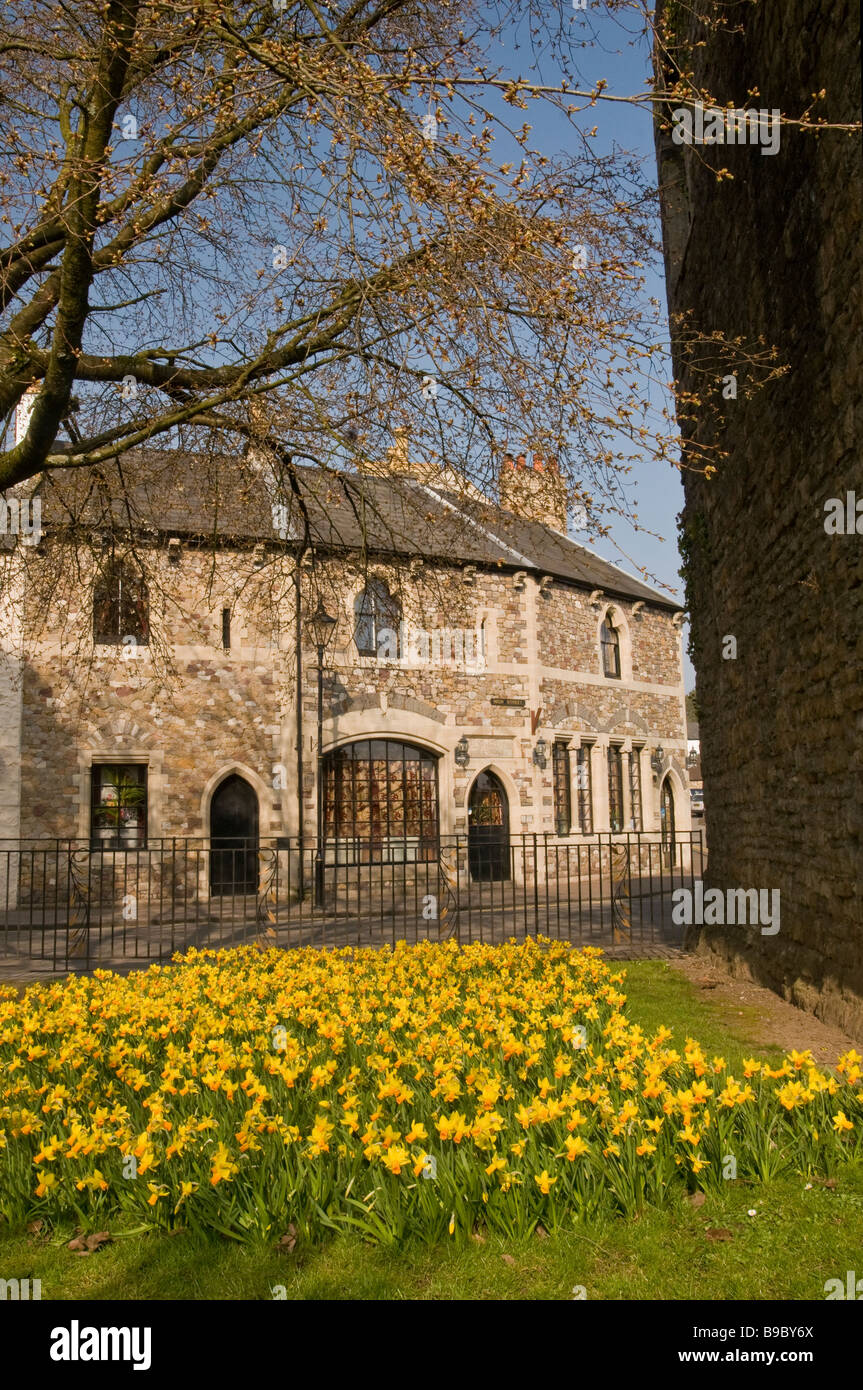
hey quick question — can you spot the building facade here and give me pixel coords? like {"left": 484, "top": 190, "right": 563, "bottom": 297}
{"left": 0, "top": 447, "right": 689, "bottom": 900}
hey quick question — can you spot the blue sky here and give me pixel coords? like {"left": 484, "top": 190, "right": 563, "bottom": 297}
{"left": 490, "top": 2, "right": 694, "bottom": 688}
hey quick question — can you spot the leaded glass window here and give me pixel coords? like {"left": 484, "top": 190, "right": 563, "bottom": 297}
{"left": 323, "top": 740, "right": 439, "bottom": 862}
{"left": 553, "top": 741, "right": 571, "bottom": 836}
{"left": 93, "top": 560, "right": 149, "bottom": 646}
{"left": 91, "top": 764, "right": 148, "bottom": 850}
{"left": 354, "top": 580, "right": 401, "bottom": 658}
{"left": 601, "top": 615, "right": 620, "bottom": 679}
{"left": 576, "top": 744, "right": 593, "bottom": 834}
{"left": 608, "top": 745, "right": 624, "bottom": 832}
{"left": 629, "top": 748, "right": 643, "bottom": 831}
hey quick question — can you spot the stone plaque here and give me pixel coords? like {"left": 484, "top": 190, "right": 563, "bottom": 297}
{"left": 468, "top": 737, "right": 514, "bottom": 759}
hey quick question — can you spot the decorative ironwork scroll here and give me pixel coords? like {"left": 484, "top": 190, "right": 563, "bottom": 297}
{"left": 610, "top": 841, "right": 632, "bottom": 944}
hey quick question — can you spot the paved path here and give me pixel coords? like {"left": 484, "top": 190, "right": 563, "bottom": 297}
{"left": 0, "top": 890, "right": 687, "bottom": 988}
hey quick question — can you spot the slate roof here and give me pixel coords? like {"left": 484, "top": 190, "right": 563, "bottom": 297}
{"left": 37, "top": 449, "right": 681, "bottom": 611}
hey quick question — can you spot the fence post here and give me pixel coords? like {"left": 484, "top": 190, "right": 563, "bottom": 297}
{"left": 532, "top": 832, "right": 539, "bottom": 937}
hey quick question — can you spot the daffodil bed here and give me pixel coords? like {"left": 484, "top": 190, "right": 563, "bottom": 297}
{"left": 1, "top": 939, "right": 860, "bottom": 1246}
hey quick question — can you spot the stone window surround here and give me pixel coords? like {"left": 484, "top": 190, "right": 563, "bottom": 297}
{"left": 345, "top": 574, "right": 497, "bottom": 672}
{"left": 209, "top": 596, "right": 252, "bottom": 653}
{"left": 92, "top": 585, "right": 258, "bottom": 660}
{"left": 550, "top": 736, "right": 673, "bottom": 835}
{"left": 596, "top": 603, "right": 633, "bottom": 683}
{"left": 322, "top": 707, "right": 460, "bottom": 832}
{"left": 75, "top": 748, "right": 164, "bottom": 844}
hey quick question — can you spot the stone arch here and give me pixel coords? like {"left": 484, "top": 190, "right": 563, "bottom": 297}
{"left": 547, "top": 698, "right": 580, "bottom": 729}
{"left": 200, "top": 762, "right": 276, "bottom": 836}
{"left": 657, "top": 763, "right": 690, "bottom": 833}
{"left": 459, "top": 762, "right": 521, "bottom": 817}
{"left": 80, "top": 712, "right": 156, "bottom": 748}
{"left": 323, "top": 706, "right": 449, "bottom": 756}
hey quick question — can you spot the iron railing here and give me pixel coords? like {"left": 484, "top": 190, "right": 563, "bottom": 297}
{"left": 0, "top": 831, "right": 706, "bottom": 971}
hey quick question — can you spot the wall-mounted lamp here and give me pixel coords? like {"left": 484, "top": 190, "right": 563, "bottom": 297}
{"left": 454, "top": 736, "right": 470, "bottom": 769}
{"left": 533, "top": 736, "right": 548, "bottom": 770}
{"left": 650, "top": 744, "right": 665, "bottom": 778}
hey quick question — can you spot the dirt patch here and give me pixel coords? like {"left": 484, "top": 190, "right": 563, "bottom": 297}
{"left": 670, "top": 954, "right": 862, "bottom": 1064}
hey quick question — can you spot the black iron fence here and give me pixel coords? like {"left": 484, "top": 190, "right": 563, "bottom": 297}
{"left": 0, "top": 831, "right": 706, "bottom": 970}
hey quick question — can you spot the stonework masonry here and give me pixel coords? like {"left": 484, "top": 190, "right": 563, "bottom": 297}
{"left": 655, "top": 0, "right": 863, "bottom": 1031}
{"left": 5, "top": 545, "right": 689, "bottom": 861}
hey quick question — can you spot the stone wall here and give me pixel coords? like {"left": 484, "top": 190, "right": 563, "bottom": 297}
{"left": 13, "top": 544, "right": 688, "bottom": 858}
{"left": 654, "top": 0, "right": 863, "bottom": 1032}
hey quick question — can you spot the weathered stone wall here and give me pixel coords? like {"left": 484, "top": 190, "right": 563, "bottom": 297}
{"left": 15, "top": 545, "right": 688, "bottom": 853}
{"left": 655, "top": 0, "right": 863, "bottom": 1031}
{"left": 18, "top": 547, "right": 288, "bottom": 841}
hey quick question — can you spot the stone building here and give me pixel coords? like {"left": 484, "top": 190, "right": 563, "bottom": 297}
{"left": 654, "top": 0, "right": 863, "bottom": 1029}
{"left": 0, "top": 442, "right": 689, "bottom": 907}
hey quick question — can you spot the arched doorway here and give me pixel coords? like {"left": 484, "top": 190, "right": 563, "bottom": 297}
{"left": 660, "top": 775, "right": 676, "bottom": 865}
{"left": 210, "top": 774, "right": 259, "bottom": 895}
{"left": 468, "top": 770, "right": 510, "bottom": 881}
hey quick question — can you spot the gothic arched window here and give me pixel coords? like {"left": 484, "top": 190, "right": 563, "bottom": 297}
{"left": 600, "top": 613, "right": 621, "bottom": 679}
{"left": 93, "top": 559, "right": 149, "bottom": 646}
{"left": 354, "top": 579, "right": 401, "bottom": 658}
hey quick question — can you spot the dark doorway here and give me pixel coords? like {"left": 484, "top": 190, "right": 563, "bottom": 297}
{"left": 660, "top": 775, "right": 676, "bottom": 865}
{"left": 210, "top": 774, "right": 259, "bottom": 896}
{"left": 468, "top": 770, "right": 510, "bottom": 881}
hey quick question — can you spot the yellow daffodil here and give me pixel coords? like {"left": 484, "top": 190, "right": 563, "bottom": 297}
{"left": 564, "top": 1136, "right": 589, "bottom": 1160}
{"left": 534, "top": 1169, "right": 557, "bottom": 1194}
{"left": 210, "top": 1142, "right": 239, "bottom": 1185}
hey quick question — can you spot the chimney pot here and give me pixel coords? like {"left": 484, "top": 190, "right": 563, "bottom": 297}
{"left": 498, "top": 443, "right": 568, "bottom": 535}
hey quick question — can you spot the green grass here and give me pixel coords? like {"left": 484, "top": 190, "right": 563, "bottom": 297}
{"left": 0, "top": 958, "right": 851, "bottom": 1300}
{"left": 617, "top": 960, "right": 786, "bottom": 1070}
{"left": 2, "top": 1174, "right": 860, "bottom": 1300}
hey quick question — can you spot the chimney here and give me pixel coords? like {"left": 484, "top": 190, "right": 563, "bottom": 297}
{"left": 387, "top": 426, "right": 412, "bottom": 474}
{"left": 359, "top": 426, "right": 415, "bottom": 478}
{"left": 499, "top": 449, "right": 568, "bottom": 533}
{"left": 357, "top": 429, "right": 488, "bottom": 501}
